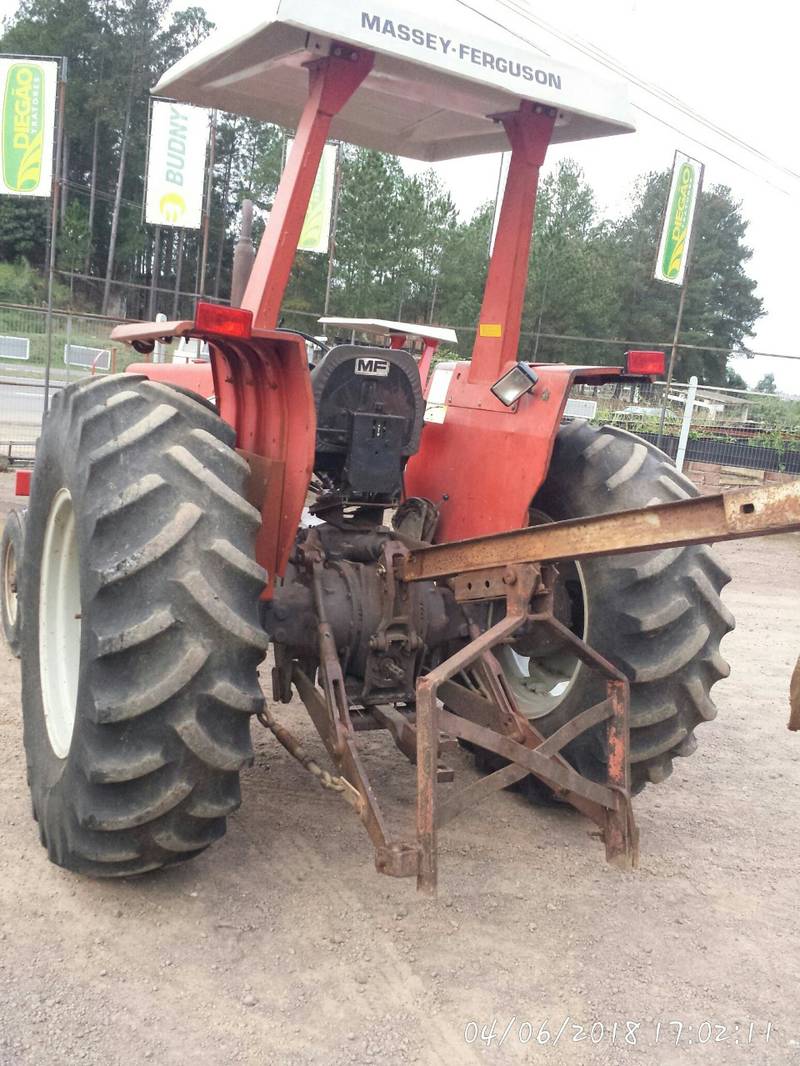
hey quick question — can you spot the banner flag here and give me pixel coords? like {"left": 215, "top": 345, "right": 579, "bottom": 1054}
{"left": 287, "top": 139, "right": 337, "bottom": 253}
{"left": 145, "top": 100, "right": 209, "bottom": 229}
{"left": 654, "top": 152, "right": 703, "bottom": 286}
{"left": 0, "top": 58, "right": 58, "bottom": 197}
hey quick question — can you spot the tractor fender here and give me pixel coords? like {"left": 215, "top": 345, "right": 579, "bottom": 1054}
{"left": 405, "top": 362, "right": 622, "bottom": 543}
{"left": 125, "top": 361, "right": 215, "bottom": 404}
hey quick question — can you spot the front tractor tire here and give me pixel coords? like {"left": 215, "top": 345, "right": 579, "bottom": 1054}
{"left": 1, "top": 506, "right": 26, "bottom": 656}
{"left": 21, "top": 375, "right": 268, "bottom": 877}
{"left": 486, "top": 421, "right": 734, "bottom": 795}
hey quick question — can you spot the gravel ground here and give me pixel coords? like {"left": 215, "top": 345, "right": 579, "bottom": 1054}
{"left": 0, "top": 471, "right": 798, "bottom": 1066}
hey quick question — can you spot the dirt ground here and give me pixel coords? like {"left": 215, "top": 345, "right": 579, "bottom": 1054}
{"left": 0, "top": 470, "right": 798, "bottom": 1066}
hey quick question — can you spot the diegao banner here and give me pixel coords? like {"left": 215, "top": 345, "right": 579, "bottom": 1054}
{"left": 0, "top": 58, "right": 58, "bottom": 197}
{"left": 655, "top": 152, "right": 703, "bottom": 286}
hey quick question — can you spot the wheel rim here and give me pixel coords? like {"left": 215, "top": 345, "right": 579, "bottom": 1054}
{"left": 39, "top": 488, "right": 81, "bottom": 759}
{"left": 3, "top": 530, "right": 17, "bottom": 629}
{"left": 494, "top": 509, "right": 588, "bottom": 719}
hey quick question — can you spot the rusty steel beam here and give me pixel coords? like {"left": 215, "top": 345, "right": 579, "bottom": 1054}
{"left": 403, "top": 481, "right": 800, "bottom": 583}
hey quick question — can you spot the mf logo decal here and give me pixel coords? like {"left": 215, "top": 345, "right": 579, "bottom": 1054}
{"left": 355, "top": 357, "right": 390, "bottom": 377}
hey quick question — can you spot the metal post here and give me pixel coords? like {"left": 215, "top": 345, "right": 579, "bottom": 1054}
{"left": 488, "top": 151, "right": 508, "bottom": 256}
{"left": 198, "top": 110, "right": 217, "bottom": 298}
{"left": 43, "top": 60, "right": 67, "bottom": 416}
{"left": 656, "top": 282, "right": 687, "bottom": 449}
{"left": 230, "top": 199, "right": 255, "bottom": 307}
{"left": 322, "top": 144, "right": 342, "bottom": 316}
{"left": 64, "top": 313, "right": 72, "bottom": 383}
{"left": 656, "top": 163, "right": 704, "bottom": 449}
{"left": 172, "top": 230, "right": 184, "bottom": 318}
{"left": 154, "top": 312, "right": 168, "bottom": 364}
{"left": 241, "top": 48, "right": 373, "bottom": 330}
{"left": 147, "top": 225, "right": 161, "bottom": 320}
{"left": 675, "top": 375, "right": 698, "bottom": 472}
{"left": 467, "top": 103, "right": 555, "bottom": 385}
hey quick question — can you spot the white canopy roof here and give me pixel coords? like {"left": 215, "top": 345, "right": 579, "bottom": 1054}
{"left": 319, "top": 317, "right": 458, "bottom": 344}
{"left": 153, "top": 0, "right": 635, "bottom": 161}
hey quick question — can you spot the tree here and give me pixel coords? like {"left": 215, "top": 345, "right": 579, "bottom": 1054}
{"left": 522, "top": 160, "right": 621, "bottom": 363}
{"left": 0, "top": 2, "right": 769, "bottom": 343}
{"left": 725, "top": 366, "right": 748, "bottom": 390}
{"left": 610, "top": 172, "right": 763, "bottom": 384}
{"left": 756, "top": 372, "right": 777, "bottom": 394}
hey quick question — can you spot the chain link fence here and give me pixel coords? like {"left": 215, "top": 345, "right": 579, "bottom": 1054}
{"left": 0, "top": 303, "right": 143, "bottom": 462}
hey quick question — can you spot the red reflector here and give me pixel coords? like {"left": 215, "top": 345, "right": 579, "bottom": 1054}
{"left": 194, "top": 302, "right": 252, "bottom": 338}
{"left": 625, "top": 350, "right": 665, "bottom": 375}
{"left": 15, "top": 470, "right": 31, "bottom": 497}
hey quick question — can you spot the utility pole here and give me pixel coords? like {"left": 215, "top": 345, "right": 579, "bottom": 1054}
{"left": 656, "top": 156, "right": 704, "bottom": 450}
{"left": 147, "top": 226, "right": 161, "bottom": 319}
{"left": 198, "top": 109, "right": 217, "bottom": 298}
{"left": 44, "top": 58, "right": 68, "bottom": 416}
{"left": 323, "top": 145, "right": 342, "bottom": 316}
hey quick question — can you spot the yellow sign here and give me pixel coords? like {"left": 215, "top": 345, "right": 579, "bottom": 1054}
{"left": 288, "top": 140, "right": 337, "bottom": 254}
{"left": 145, "top": 101, "right": 209, "bottom": 229}
{"left": 479, "top": 323, "right": 502, "bottom": 337}
{"left": 655, "top": 153, "right": 703, "bottom": 287}
{"left": 0, "top": 58, "right": 57, "bottom": 198}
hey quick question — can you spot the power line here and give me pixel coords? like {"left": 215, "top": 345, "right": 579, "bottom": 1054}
{"left": 456, "top": 0, "right": 797, "bottom": 195}
{"left": 445, "top": 325, "right": 800, "bottom": 363}
{"left": 498, "top": 0, "right": 800, "bottom": 186}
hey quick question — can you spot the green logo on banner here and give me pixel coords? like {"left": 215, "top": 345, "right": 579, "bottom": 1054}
{"left": 661, "top": 162, "right": 696, "bottom": 280}
{"left": 3, "top": 63, "right": 45, "bottom": 192}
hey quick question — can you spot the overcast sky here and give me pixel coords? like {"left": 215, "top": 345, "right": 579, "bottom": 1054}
{"left": 2, "top": 0, "right": 797, "bottom": 392}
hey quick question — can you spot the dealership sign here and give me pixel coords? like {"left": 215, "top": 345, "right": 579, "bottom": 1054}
{"left": 286, "top": 139, "right": 337, "bottom": 253}
{"left": 654, "top": 152, "right": 703, "bottom": 286}
{"left": 0, "top": 58, "right": 58, "bottom": 197}
{"left": 145, "top": 100, "right": 209, "bottom": 229}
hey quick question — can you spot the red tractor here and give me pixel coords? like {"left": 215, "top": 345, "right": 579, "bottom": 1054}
{"left": 13, "top": 4, "right": 800, "bottom": 891}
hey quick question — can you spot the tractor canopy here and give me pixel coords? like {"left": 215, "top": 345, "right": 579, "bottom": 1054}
{"left": 153, "top": 0, "right": 634, "bottom": 161}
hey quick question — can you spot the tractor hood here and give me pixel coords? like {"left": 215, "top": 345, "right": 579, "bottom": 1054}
{"left": 153, "top": 0, "right": 635, "bottom": 161}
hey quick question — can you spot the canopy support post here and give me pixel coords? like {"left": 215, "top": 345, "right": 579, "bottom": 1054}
{"left": 241, "top": 46, "right": 373, "bottom": 330}
{"left": 468, "top": 103, "right": 555, "bottom": 385}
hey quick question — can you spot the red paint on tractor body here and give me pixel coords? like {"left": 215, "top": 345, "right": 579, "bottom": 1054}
{"left": 241, "top": 49, "right": 373, "bottom": 331}
{"left": 127, "top": 360, "right": 214, "bottom": 401}
{"left": 405, "top": 364, "right": 621, "bottom": 542}
{"left": 110, "top": 47, "right": 637, "bottom": 588}
{"left": 114, "top": 320, "right": 316, "bottom": 595}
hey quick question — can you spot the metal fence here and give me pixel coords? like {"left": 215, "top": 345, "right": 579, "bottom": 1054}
{"left": 0, "top": 304, "right": 135, "bottom": 376}
{"left": 569, "top": 379, "right": 800, "bottom": 475}
{"left": 0, "top": 303, "right": 141, "bottom": 462}
{"left": 0, "top": 379, "right": 64, "bottom": 462}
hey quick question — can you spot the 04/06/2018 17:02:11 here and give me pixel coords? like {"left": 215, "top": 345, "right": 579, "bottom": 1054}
{"left": 463, "top": 1018, "right": 775, "bottom": 1048}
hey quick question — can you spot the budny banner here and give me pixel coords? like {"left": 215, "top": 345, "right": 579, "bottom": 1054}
{"left": 145, "top": 100, "right": 209, "bottom": 229}
{"left": 287, "top": 140, "right": 337, "bottom": 253}
{"left": 0, "top": 58, "right": 58, "bottom": 198}
{"left": 654, "top": 152, "right": 702, "bottom": 287}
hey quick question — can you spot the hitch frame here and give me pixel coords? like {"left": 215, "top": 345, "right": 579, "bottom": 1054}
{"left": 279, "top": 479, "right": 800, "bottom": 892}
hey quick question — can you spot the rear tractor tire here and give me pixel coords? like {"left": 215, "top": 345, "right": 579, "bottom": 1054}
{"left": 1, "top": 506, "right": 26, "bottom": 656}
{"left": 474, "top": 421, "right": 734, "bottom": 796}
{"left": 20, "top": 374, "right": 268, "bottom": 876}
